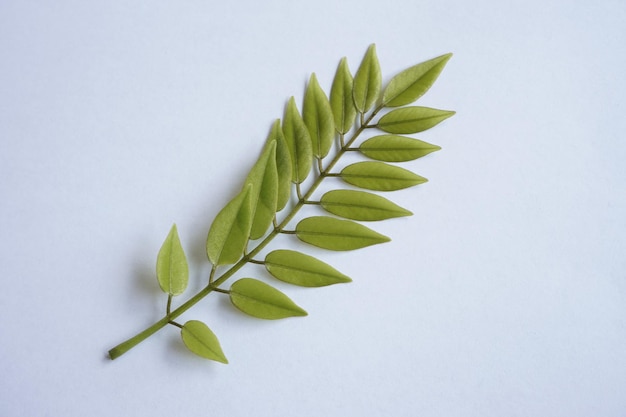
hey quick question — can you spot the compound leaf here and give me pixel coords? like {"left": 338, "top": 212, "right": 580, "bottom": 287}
{"left": 382, "top": 53, "right": 452, "bottom": 107}
{"left": 353, "top": 44, "right": 382, "bottom": 113}
{"left": 229, "top": 278, "right": 307, "bottom": 320}
{"left": 340, "top": 161, "right": 427, "bottom": 191}
{"left": 156, "top": 224, "right": 188, "bottom": 296}
{"left": 265, "top": 249, "right": 351, "bottom": 287}
{"left": 181, "top": 320, "right": 228, "bottom": 364}
{"left": 377, "top": 106, "right": 455, "bottom": 134}
{"left": 206, "top": 185, "right": 253, "bottom": 266}
{"left": 303, "top": 73, "right": 335, "bottom": 158}
{"left": 245, "top": 141, "right": 278, "bottom": 240}
{"left": 359, "top": 135, "right": 441, "bottom": 162}
{"left": 330, "top": 57, "right": 356, "bottom": 134}
{"left": 283, "top": 97, "right": 313, "bottom": 183}
{"left": 295, "top": 216, "right": 390, "bottom": 251}
{"left": 320, "top": 190, "right": 412, "bottom": 221}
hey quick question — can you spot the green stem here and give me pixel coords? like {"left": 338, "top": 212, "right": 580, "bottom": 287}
{"left": 108, "top": 105, "right": 382, "bottom": 360}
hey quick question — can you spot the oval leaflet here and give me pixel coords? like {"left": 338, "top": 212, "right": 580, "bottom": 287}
{"left": 265, "top": 250, "right": 352, "bottom": 287}
{"left": 181, "top": 320, "right": 228, "bottom": 363}
{"left": 320, "top": 189, "right": 412, "bottom": 221}
{"left": 295, "top": 216, "right": 390, "bottom": 251}
{"left": 340, "top": 161, "right": 427, "bottom": 191}
{"left": 229, "top": 278, "right": 308, "bottom": 320}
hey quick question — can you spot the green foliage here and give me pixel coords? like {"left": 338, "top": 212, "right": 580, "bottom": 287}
{"left": 330, "top": 57, "right": 356, "bottom": 134}
{"left": 353, "top": 44, "right": 382, "bottom": 113}
{"left": 320, "top": 190, "right": 412, "bottom": 221}
{"left": 156, "top": 224, "right": 188, "bottom": 296}
{"left": 282, "top": 97, "right": 312, "bottom": 184}
{"left": 265, "top": 250, "right": 351, "bottom": 287}
{"left": 268, "top": 120, "right": 293, "bottom": 211}
{"left": 359, "top": 135, "right": 441, "bottom": 162}
{"left": 245, "top": 141, "right": 278, "bottom": 240}
{"left": 206, "top": 185, "right": 253, "bottom": 265}
{"left": 229, "top": 278, "right": 307, "bottom": 319}
{"left": 377, "top": 106, "right": 455, "bottom": 134}
{"left": 296, "top": 216, "right": 390, "bottom": 250}
{"left": 109, "top": 44, "right": 454, "bottom": 364}
{"left": 340, "top": 161, "right": 427, "bottom": 191}
{"left": 181, "top": 321, "right": 228, "bottom": 364}
{"left": 304, "top": 73, "right": 335, "bottom": 158}
{"left": 382, "top": 53, "right": 452, "bottom": 107}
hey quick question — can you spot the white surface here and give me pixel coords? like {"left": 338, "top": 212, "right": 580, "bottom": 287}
{"left": 1, "top": 1, "right": 625, "bottom": 416}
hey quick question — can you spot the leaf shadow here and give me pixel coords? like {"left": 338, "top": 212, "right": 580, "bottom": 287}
{"left": 130, "top": 259, "right": 161, "bottom": 299}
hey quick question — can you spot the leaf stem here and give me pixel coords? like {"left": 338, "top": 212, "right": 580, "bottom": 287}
{"left": 108, "top": 105, "right": 383, "bottom": 360}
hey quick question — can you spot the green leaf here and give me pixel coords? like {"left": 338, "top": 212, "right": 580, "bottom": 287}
{"left": 295, "top": 216, "right": 390, "bottom": 251}
{"left": 206, "top": 185, "right": 253, "bottom": 266}
{"left": 283, "top": 97, "right": 313, "bottom": 184}
{"left": 377, "top": 106, "right": 455, "bottom": 134}
{"left": 320, "top": 190, "right": 412, "bottom": 221}
{"left": 156, "top": 224, "right": 188, "bottom": 296}
{"left": 359, "top": 135, "right": 441, "bottom": 162}
{"left": 181, "top": 320, "right": 228, "bottom": 364}
{"left": 265, "top": 250, "right": 352, "bottom": 287}
{"left": 329, "top": 57, "right": 356, "bottom": 134}
{"left": 267, "top": 119, "right": 293, "bottom": 211}
{"left": 303, "top": 73, "right": 335, "bottom": 158}
{"left": 353, "top": 44, "right": 382, "bottom": 113}
{"left": 382, "top": 53, "right": 452, "bottom": 107}
{"left": 340, "top": 161, "right": 427, "bottom": 191}
{"left": 229, "top": 278, "right": 308, "bottom": 320}
{"left": 245, "top": 141, "right": 278, "bottom": 240}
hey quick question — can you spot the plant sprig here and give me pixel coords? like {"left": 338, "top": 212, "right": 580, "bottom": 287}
{"left": 108, "top": 45, "right": 454, "bottom": 363}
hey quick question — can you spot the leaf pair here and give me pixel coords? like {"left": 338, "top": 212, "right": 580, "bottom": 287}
{"left": 206, "top": 129, "right": 291, "bottom": 266}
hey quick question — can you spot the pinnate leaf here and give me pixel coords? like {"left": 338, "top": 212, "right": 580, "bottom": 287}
{"left": 181, "top": 320, "right": 228, "bottom": 363}
{"left": 330, "top": 57, "right": 356, "bottom": 134}
{"left": 359, "top": 135, "right": 441, "bottom": 162}
{"left": 295, "top": 216, "right": 390, "bottom": 251}
{"left": 229, "top": 278, "right": 307, "bottom": 320}
{"left": 382, "top": 53, "right": 452, "bottom": 107}
{"left": 303, "top": 73, "right": 335, "bottom": 158}
{"left": 320, "top": 190, "right": 412, "bottom": 221}
{"left": 283, "top": 97, "right": 313, "bottom": 184}
{"left": 265, "top": 250, "right": 351, "bottom": 287}
{"left": 206, "top": 185, "right": 253, "bottom": 265}
{"left": 377, "top": 106, "right": 455, "bottom": 134}
{"left": 156, "top": 224, "right": 188, "bottom": 296}
{"left": 245, "top": 141, "right": 278, "bottom": 240}
{"left": 353, "top": 44, "right": 382, "bottom": 113}
{"left": 340, "top": 161, "right": 427, "bottom": 191}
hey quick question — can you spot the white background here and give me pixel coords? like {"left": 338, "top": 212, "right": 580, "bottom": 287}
{"left": 1, "top": 1, "right": 625, "bottom": 416}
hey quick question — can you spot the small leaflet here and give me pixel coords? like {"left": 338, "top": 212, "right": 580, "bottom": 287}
{"left": 267, "top": 120, "right": 293, "bottom": 211}
{"left": 303, "top": 73, "right": 335, "bottom": 158}
{"left": 353, "top": 44, "right": 382, "bottom": 113}
{"left": 181, "top": 320, "right": 228, "bottom": 363}
{"left": 295, "top": 216, "right": 390, "bottom": 251}
{"left": 245, "top": 141, "right": 278, "bottom": 240}
{"left": 265, "top": 249, "right": 352, "bottom": 287}
{"left": 359, "top": 135, "right": 441, "bottom": 162}
{"left": 320, "top": 189, "right": 412, "bottom": 221}
{"left": 329, "top": 57, "right": 356, "bottom": 134}
{"left": 282, "top": 97, "right": 313, "bottom": 184}
{"left": 206, "top": 185, "right": 253, "bottom": 266}
{"left": 229, "top": 278, "right": 308, "bottom": 320}
{"left": 376, "top": 106, "right": 455, "bottom": 134}
{"left": 382, "top": 53, "right": 452, "bottom": 107}
{"left": 340, "top": 161, "right": 427, "bottom": 191}
{"left": 156, "top": 224, "right": 189, "bottom": 296}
